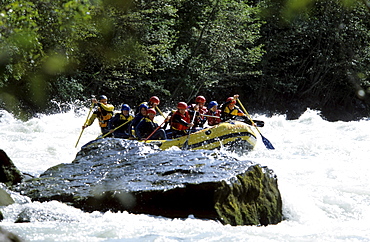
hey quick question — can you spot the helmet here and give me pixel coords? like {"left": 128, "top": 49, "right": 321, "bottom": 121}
{"left": 98, "top": 95, "right": 108, "bottom": 100}
{"left": 195, "top": 95, "right": 206, "bottom": 103}
{"left": 177, "top": 102, "right": 188, "bottom": 110}
{"left": 226, "top": 97, "right": 236, "bottom": 104}
{"left": 139, "top": 103, "right": 148, "bottom": 110}
{"left": 121, "top": 104, "right": 130, "bottom": 111}
{"left": 208, "top": 101, "right": 218, "bottom": 109}
{"left": 149, "top": 96, "right": 160, "bottom": 104}
{"left": 147, "top": 108, "right": 156, "bottom": 115}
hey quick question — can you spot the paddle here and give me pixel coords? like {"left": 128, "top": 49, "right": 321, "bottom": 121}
{"left": 199, "top": 114, "right": 220, "bottom": 119}
{"left": 200, "top": 114, "right": 265, "bottom": 127}
{"left": 236, "top": 98, "right": 275, "bottom": 150}
{"left": 144, "top": 120, "right": 166, "bottom": 141}
{"left": 96, "top": 119, "right": 132, "bottom": 139}
{"left": 155, "top": 106, "right": 166, "bottom": 118}
{"left": 239, "top": 117, "right": 265, "bottom": 128}
{"left": 182, "top": 111, "right": 197, "bottom": 150}
{"left": 75, "top": 100, "right": 95, "bottom": 148}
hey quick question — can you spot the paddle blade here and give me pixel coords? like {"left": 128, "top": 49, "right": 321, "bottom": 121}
{"left": 261, "top": 134, "right": 275, "bottom": 150}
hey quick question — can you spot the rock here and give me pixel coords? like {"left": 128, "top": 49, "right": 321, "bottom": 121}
{"left": 0, "top": 227, "right": 25, "bottom": 242}
{"left": 14, "top": 209, "right": 31, "bottom": 223}
{"left": 0, "top": 188, "right": 15, "bottom": 206}
{"left": 13, "top": 138, "right": 282, "bottom": 226}
{"left": 0, "top": 150, "right": 24, "bottom": 186}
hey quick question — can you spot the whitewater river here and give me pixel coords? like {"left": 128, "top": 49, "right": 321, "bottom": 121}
{"left": 0, "top": 105, "right": 369, "bottom": 242}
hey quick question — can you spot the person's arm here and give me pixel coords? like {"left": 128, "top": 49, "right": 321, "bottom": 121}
{"left": 83, "top": 113, "right": 97, "bottom": 129}
{"left": 108, "top": 114, "right": 119, "bottom": 129}
{"left": 236, "top": 107, "right": 246, "bottom": 116}
{"left": 135, "top": 120, "right": 145, "bottom": 140}
{"left": 98, "top": 103, "right": 114, "bottom": 112}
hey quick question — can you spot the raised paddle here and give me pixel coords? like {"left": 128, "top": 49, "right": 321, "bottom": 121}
{"left": 75, "top": 100, "right": 95, "bottom": 148}
{"left": 155, "top": 106, "right": 166, "bottom": 118}
{"left": 182, "top": 111, "right": 197, "bottom": 150}
{"left": 236, "top": 98, "right": 275, "bottom": 150}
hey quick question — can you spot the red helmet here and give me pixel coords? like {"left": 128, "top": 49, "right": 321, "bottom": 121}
{"left": 177, "top": 102, "right": 188, "bottom": 110}
{"left": 147, "top": 108, "right": 156, "bottom": 115}
{"left": 195, "top": 95, "right": 206, "bottom": 103}
{"left": 226, "top": 97, "right": 236, "bottom": 104}
{"left": 149, "top": 96, "right": 160, "bottom": 104}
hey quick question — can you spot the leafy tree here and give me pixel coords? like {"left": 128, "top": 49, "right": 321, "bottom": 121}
{"left": 258, "top": 0, "right": 370, "bottom": 119}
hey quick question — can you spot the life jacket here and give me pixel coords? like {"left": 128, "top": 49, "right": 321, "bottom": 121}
{"left": 223, "top": 105, "right": 242, "bottom": 116}
{"left": 207, "top": 110, "right": 221, "bottom": 126}
{"left": 119, "top": 113, "right": 134, "bottom": 122}
{"left": 170, "top": 110, "right": 190, "bottom": 131}
{"left": 110, "top": 113, "right": 134, "bottom": 131}
{"left": 96, "top": 105, "right": 114, "bottom": 127}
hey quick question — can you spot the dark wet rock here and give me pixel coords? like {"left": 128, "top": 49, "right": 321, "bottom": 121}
{"left": 14, "top": 209, "right": 31, "bottom": 223}
{"left": 0, "top": 150, "right": 24, "bottom": 186}
{"left": 13, "top": 138, "right": 282, "bottom": 226}
{"left": 0, "top": 227, "right": 25, "bottom": 242}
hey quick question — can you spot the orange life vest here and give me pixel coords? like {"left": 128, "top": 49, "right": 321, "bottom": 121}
{"left": 170, "top": 110, "right": 190, "bottom": 131}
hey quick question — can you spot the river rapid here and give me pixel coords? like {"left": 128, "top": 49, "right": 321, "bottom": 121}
{"left": 0, "top": 105, "right": 369, "bottom": 242}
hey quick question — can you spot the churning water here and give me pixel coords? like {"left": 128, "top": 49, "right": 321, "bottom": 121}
{"left": 0, "top": 105, "right": 369, "bottom": 242}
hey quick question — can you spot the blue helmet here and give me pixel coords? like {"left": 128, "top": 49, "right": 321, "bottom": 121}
{"left": 139, "top": 103, "right": 148, "bottom": 110}
{"left": 121, "top": 104, "right": 130, "bottom": 111}
{"left": 208, "top": 101, "right": 218, "bottom": 109}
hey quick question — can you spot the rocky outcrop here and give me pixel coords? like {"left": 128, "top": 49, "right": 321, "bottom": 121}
{"left": 13, "top": 138, "right": 282, "bottom": 226}
{"left": 0, "top": 150, "right": 23, "bottom": 186}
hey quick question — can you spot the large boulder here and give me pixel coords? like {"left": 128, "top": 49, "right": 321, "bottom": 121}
{"left": 0, "top": 150, "right": 23, "bottom": 186}
{"left": 13, "top": 138, "right": 282, "bottom": 226}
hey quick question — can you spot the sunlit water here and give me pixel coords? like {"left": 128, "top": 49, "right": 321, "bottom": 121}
{"left": 0, "top": 106, "right": 370, "bottom": 242}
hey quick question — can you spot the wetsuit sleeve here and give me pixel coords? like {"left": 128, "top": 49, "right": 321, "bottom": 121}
{"left": 135, "top": 120, "right": 144, "bottom": 139}
{"left": 85, "top": 113, "right": 97, "bottom": 126}
{"left": 98, "top": 103, "right": 114, "bottom": 112}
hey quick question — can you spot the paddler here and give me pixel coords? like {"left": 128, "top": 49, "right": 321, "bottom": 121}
{"left": 108, "top": 104, "right": 134, "bottom": 138}
{"left": 169, "top": 102, "right": 194, "bottom": 138}
{"left": 206, "top": 101, "right": 221, "bottom": 126}
{"left": 220, "top": 94, "right": 245, "bottom": 122}
{"left": 135, "top": 108, "right": 167, "bottom": 140}
{"left": 188, "top": 95, "right": 208, "bottom": 128}
{"left": 135, "top": 96, "right": 161, "bottom": 114}
{"left": 82, "top": 95, "right": 114, "bottom": 136}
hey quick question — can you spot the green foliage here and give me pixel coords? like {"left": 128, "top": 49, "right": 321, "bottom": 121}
{"left": 258, "top": 0, "right": 370, "bottom": 119}
{"left": 0, "top": 0, "right": 369, "bottom": 120}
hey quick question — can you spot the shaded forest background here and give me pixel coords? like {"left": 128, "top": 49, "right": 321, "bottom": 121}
{"left": 0, "top": 0, "right": 369, "bottom": 121}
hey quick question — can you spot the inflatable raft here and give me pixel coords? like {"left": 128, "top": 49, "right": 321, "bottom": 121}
{"left": 145, "top": 120, "right": 257, "bottom": 151}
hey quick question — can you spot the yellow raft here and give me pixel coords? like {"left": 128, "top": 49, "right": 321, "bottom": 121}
{"left": 145, "top": 120, "right": 257, "bottom": 151}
